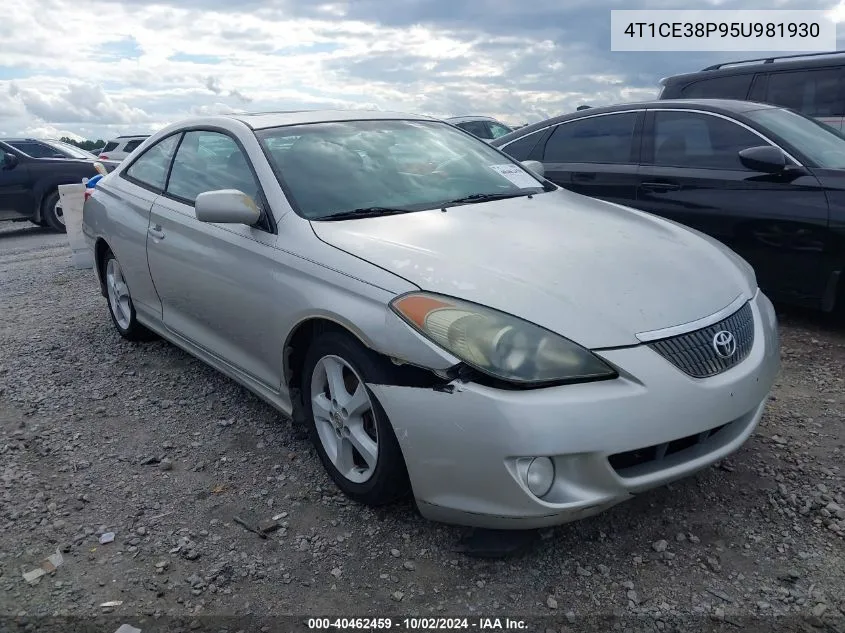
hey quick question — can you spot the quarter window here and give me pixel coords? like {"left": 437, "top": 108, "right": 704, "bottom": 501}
{"left": 123, "top": 139, "right": 144, "bottom": 153}
{"left": 680, "top": 74, "right": 753, "bottom": 100}
{"left": 101, "top": 141, "right": 119, "bottom": 153}
{"left": 650, "top": 111, "right": 767, "bottom": 170}
{"left": 764, "top": 69, "right": 844, "bottom": 118}
{"left": 542, "top": 113, "right": 637, "bottom": 164}
{"left": 124, "top": 134, "right": 180, "bottom": 190}
{"left": 499, "top": 129, "right": 545, "bottom": 161}
{"left": 166, "top": 131, "right": 261, "bottom": 204}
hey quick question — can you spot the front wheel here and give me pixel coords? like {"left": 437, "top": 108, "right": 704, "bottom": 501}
{"left": 41, "top": 190, "right": 66, "bottom": 233}
{"left": 302, "top": 332, "right": 410, "bottom": 506}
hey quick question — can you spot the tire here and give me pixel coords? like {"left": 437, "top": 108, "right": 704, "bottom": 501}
{"left": 102, "top": 249, "right": 156, "bottom": 342}
{"left": 302, "top": 331, "right": 410, "bottom": 506}
{"left": 41, "top": 190, "right": 66, "bottom": 233}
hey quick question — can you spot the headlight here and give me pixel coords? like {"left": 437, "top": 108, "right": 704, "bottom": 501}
{"left": 390, "top": 292, "right": 616, "bottom": 385}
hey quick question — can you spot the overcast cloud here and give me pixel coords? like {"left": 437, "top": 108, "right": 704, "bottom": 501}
{"left": 1, "top": 0, "right": 844, "bottom": 140}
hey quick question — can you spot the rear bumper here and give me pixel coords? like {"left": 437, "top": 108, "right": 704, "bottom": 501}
{"left": 369, "top": 290, "right": 780, "bottom": 529}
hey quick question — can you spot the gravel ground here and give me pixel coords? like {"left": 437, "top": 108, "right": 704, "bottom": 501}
{"left": 1, "top": 221, "right": 844, "bottom": 633}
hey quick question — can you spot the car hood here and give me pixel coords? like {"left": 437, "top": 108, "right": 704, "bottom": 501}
{"left": 311, "top": 190, "right": 755, "bottom": 348}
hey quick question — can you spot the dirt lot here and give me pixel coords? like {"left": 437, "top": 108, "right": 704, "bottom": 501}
{"left": 1, "top": 220, "right": 843, "bottom": 633}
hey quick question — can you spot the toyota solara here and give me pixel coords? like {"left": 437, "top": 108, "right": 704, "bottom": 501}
{"left": 83, "top": 110, "right": 780, "bottom": 529}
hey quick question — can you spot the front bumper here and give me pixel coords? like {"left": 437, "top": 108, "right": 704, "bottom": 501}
{"left": 368, "top": 290, "right": 780, "bottom": 529}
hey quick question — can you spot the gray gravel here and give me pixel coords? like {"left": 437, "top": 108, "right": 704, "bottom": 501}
{"left": 1, "top": 221, "right": 844, "bottom": 632}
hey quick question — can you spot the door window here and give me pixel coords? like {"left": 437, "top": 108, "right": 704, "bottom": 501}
{"left": 680, "top": 74, "right": 753, "bottom": 100}
{"left": 166, "top": 131, "right": 261, "bottom": 204}
{"left": 542, "top": 112, "right": 637, "bottom": 164}
{"left": 123, "top": 134, "right": 180, "bottom": 190}
{"left": 8, "top": 141, "right": 55, "bottom": 158}
{"left": 457, "top": 121, "right": 493, "bottom": 139}
{"left": 650, "top": 111, "right": 767, "bottom": 170}
{"left": 764, "top": 69, "right": 844, "bottom": 117}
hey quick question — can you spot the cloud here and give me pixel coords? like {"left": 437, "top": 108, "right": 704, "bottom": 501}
{"left": 0, "top": 0, "right": 841, "bottom": 139}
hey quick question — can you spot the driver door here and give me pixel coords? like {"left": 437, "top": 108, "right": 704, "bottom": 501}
{"left": 145, "top": 129, "right": 287, "bottom": 390}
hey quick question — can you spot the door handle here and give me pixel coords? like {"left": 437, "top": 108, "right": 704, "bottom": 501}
{"left": 571, "top": 172, "right": 597, "bottom": 183}
{"left": 640, "top": 181, "right": 681, "bottom": 192}
{"left": 148, "top": 225, "right": 166, "bottom": 240}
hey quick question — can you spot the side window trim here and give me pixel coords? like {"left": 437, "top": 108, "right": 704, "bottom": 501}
{"left": 160, "top": 127, "right": 276, "bottom": 234}
{"left": 120, "top": 132, "right": 183, "bottom": 195}
{"left": 642, "top": 108, "right": 803, "bottom": 168}
{"left": 539, "top": 110, "right": 641, "bottom": 165}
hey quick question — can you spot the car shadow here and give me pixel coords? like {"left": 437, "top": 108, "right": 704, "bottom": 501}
{"left": 0, "top": 224, "right": 56, "bottom": 239}
{"left": 773, "top": 301, "right": 845, "bottom": 335}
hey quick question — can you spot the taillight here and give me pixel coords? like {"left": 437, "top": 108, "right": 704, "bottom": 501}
{"left": 98, "top": 154, "right": 108, "bottom": 160}
{"left": 84, "top": 190, "right": 92, "bottom": 202}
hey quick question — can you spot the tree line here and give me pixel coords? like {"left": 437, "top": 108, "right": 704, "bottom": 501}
{"left": 59, "top": 137, "right": 106, "bottom": 151}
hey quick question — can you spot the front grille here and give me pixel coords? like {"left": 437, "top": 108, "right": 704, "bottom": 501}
{"left": 648, "top": 303, "right": 754, "bottom": 378}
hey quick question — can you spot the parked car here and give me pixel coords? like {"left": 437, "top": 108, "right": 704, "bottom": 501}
{"left": 83, "top": 110, "right": 778, "bottom": 529}
{"left": 658, "top": 51, "right": 845, "bottom": 131}
{"left": 0, "top": 139, "right": 101, "bottom": 231}
{"left": 492, "top": 99, "right": 845, "bottom": 316}
{"left": 3, "top": 138, "right": 97, "bottom": 160}
{"left": 98, "top": 135, "right": 149, "bottom": 162}
{"left": 445, "top": 116, "right": 514, "bottom": 140}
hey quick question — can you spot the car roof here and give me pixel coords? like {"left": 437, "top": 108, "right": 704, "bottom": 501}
{"left": 491, "top": 99, "right": 780, "bottom": 144}
{"left": 229, "top": 109, "right": 436, "bottom": 130}
{"left": 661, "top": 51, "right": 845, "bottom": 86}
{"left": 0, "top": 137, "right": 49, "bottom": 143}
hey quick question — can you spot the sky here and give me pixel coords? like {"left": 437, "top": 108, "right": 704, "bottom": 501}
{"left": 2, "top": 0, "right": 845, "bottom": 141}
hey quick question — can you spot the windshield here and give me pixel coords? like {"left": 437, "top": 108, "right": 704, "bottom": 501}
{"left": 44, "top": 140, "right": 96, "bottom": 159}
{"left": 747, "top": 108, "right": 845, "bottom": 169}
{"left": 256, "top": 119, "right": 547, "bottom": 220}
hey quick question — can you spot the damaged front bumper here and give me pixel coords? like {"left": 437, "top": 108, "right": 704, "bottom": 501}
{"left": 367, "top": 291, "right": 780, "bottom": 529}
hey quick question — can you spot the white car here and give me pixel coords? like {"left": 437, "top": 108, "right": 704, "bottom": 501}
{"left": 97, "top": 135, "right": 149, "bottom": 162}
{"left": 83, "top": 110, "right": 780, "bottom": 529}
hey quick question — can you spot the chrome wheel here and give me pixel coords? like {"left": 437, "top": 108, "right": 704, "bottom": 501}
{"left": 54, "top": 199, "right": 65, "bottom": 226}
{"left": 310, "top": 355, "right": 379, "bottom": 484}
{"left": 106, "top": 258, "right": 132, "bottom": 330}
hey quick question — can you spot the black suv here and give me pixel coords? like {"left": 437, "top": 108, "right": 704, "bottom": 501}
{"left": 0, "top": 139, "right": 101, "bottom": 232}
{"left": 491, "top": 99, "right": 845, "bottom": 316}
{"left": 659, "top": 51, "right": 845, "bottom": 131}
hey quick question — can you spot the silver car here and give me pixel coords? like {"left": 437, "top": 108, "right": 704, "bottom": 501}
{"left": 83, "top": 110, "right": 780, "bottom": 529}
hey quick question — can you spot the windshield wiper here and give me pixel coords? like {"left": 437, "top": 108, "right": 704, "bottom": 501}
{"left": 444, "top": 192, "right": 533, "bottom": 206}
{"left": 317, "top": 207, "right": 413, "bottom": 221}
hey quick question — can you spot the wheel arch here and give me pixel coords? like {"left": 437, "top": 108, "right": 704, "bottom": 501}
{"left": 283, "top": 315, "right": 447, "bottom": 429}
{"left": 93, "top": 238, "right": 112, "bottom": 297}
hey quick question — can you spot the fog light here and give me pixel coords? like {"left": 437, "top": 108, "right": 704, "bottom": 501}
{"left": 525, "top": 457, "right": 555, "bottom": 498}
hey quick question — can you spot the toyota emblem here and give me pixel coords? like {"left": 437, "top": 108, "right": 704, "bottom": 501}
{"left": 712, "top": 330, "right": 737, "bottom": 358}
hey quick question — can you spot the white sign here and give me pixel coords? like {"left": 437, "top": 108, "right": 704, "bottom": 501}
{"left": 489, "top": 164, "right": 540, "bottom": 189}
{"left": 611, "top": 10, "right": 836, "bottom": 52}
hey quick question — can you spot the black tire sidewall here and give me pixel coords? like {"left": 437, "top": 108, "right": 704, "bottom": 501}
{"left": 42, "top": 190, "right": 66, "bottom": 233}
{"left": 301, "top": 331, "right": 409, "bottom": 505}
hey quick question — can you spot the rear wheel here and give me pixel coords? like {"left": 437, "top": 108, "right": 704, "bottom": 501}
{"left": 302, "top": 332, "right": 410, "bottom": 506}
{"left": 41, "top": 190, "right": 66, "bottom": 233}
{"left": 102, "top": 249, "right": 156, "bottom": 341}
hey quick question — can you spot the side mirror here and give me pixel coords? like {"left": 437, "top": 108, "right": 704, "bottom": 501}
{"left": 521, "top": 160, "right": 545, "bottom": 178}
{"left": 195, "top": 189, "right": 262, "bottom": 225}
{"left": 738, "top": 146, "right": 787, "bottom": 173}
{"left": 2, "top": 153, "right": 18, "bottom": 170}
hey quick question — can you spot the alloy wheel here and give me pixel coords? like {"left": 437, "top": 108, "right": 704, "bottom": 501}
{"left": 310, "top": 355, "right": 379, "bottom": 484}
{"left": 106, "top": 258, "right": 132, "bottom": 330}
